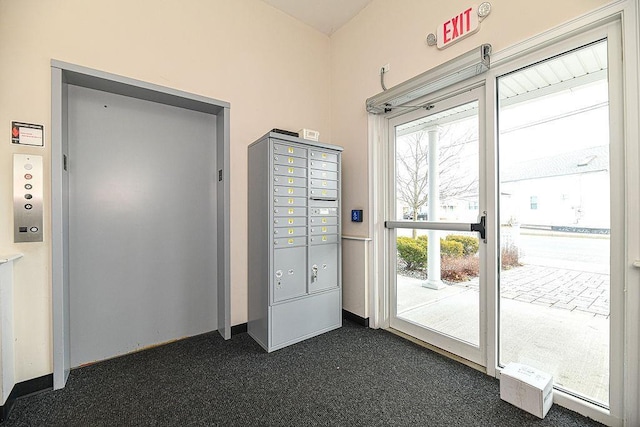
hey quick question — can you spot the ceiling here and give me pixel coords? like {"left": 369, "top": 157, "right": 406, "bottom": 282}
{"left": 260, "top": 0, "right": 374, "bottom": 35}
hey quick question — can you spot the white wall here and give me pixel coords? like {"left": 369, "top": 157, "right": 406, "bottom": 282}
{"left": 331, "top": 0, "right": 612, "bottom": 319}
{"left": 0, "top": 0, "right": 331, "bottom": 382}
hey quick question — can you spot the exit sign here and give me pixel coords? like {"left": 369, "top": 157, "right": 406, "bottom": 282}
{"left": 437, "top": 6, "right": 479, "bottom": 49}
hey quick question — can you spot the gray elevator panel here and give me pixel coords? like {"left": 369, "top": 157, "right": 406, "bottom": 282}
{"left": 13, "top": 154, "right": 44, "bottom": 242}
{"left": 67, "top": 85, "right": 217, "bottom": 367}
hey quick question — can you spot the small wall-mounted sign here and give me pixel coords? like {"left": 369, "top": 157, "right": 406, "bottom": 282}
{"left": 427, "top": 3, "right": 491, "bottom": 49}
{"left": 351, "top": 209, "right": 363, "bottom": 223}
{"left": 437, "top": 6, "right": 479, "bottom": 49}
{"left": 12, "top": 121, "right": 44, "bottom": 147}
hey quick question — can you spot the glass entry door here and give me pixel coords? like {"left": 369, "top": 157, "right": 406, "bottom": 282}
{"left": 387, "top": 87, "right": 485, "bottom": 366}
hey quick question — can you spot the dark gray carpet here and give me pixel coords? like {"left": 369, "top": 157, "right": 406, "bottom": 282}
{"left": 6, "top": 320, "right": 603, "bottom": 426}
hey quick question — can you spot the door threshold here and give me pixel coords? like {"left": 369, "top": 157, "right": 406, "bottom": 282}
{"left": 387, "top": 327, "right": 486, "bottom": 374}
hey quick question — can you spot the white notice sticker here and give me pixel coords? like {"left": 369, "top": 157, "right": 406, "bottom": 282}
{"left": 12, "top": 122, "right": 44, "bottom": 147}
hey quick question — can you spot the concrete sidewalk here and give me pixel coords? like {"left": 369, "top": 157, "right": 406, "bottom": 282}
{"left": 396, "top": 265, "right": 610, "bottom": 406}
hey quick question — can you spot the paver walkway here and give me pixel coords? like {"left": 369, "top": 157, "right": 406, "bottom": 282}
{"left": 450, "top": 264, "right": 610, "bottom": 317}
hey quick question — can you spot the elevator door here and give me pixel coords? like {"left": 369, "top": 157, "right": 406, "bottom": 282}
{"left": 68, "top": 85, "right": 217, "bottom": 367}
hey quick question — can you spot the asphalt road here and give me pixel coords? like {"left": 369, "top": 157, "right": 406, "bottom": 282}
{"left": 516, "top": 232, "right": 610, "bottom": 274}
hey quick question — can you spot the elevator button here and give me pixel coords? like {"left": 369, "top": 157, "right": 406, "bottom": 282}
{"left": 25, "top": 194, "right": 33, "bottom": 199}
{"left": 25, "top": 184, "right": 32, "bottom": 190}
{"left": 30, "top": 227, "right": 39, "bottom": 233}
{"left": 24, "top": 173, "right": 33, "bottom": 180}
{"left": 24, "top": 163, "right": 33, "bottom": 170}
{"left": 25, "top": 204, "right": 33, "bottom": 210}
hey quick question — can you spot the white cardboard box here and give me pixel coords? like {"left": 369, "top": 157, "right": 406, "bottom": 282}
{"left": 500, "top": 363, "right": 553, "bottom": 419}
{"left": 298, "top": 128, "right": 319, "bottom": 141}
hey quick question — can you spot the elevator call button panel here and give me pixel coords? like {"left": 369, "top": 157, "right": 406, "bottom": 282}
{"left": 14, "top": 154, "right": 43, "bottom": 243}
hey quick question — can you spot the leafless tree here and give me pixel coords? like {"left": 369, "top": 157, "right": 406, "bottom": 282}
{"left": 396, "top": 120, "right": 478, "bottom": 237}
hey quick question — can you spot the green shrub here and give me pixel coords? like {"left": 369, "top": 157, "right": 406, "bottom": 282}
{"left": 397, "top": 235, "right": 468, "bottom": 271}
{"left": 445, "top": 235, "right": 479, "bottom": 256}
{"left": 397, "top": 237, "right": 427, "bottom": 270}
{"left": 440, "top": 239, "right": 463, "bottom": 257}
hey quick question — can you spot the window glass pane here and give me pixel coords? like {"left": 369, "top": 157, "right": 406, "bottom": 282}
{"left": 498, "top": 40, "right": 610, "bottom": 406}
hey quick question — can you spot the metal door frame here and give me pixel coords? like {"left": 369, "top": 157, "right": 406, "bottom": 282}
{"left": 51, "top": 60, "right": 231, "bottom": 389}
{"left": 385, "top": 86, "right": 488, "bottom": 367}
{"left": 490, "top": 22, "right": 625, "bottom": 422}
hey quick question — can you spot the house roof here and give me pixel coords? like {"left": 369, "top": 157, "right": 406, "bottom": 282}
{"left": 501, "top": 145, "right": 609, "bottom": 182}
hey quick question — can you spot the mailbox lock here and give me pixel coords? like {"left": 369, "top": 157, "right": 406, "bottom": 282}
{"left": 311, "top": 264, "right": 318, "bottom": 282}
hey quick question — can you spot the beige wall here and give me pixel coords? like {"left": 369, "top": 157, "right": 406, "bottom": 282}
{"left": 331, "top": 0, "right": 611, "bottom": 318}
{"left": 0, "top": 0, "right": 614, "bottom": 383}
{"left": 0, "top": 0, "right": 331, "bottom": 382}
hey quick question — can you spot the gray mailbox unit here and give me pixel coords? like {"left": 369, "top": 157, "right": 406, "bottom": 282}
{"left": 248, "top": 132, "right": 343, "bottom": 352}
